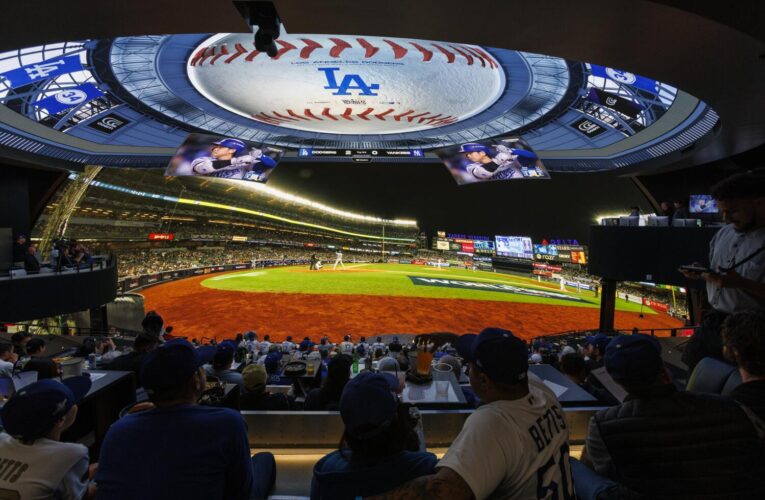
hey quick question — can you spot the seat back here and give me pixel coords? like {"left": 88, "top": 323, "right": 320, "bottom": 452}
{"left": 686, "top": 357, "right": 738, "bottom": 394}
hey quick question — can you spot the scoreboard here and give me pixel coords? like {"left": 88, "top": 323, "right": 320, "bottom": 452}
{"left": 432, "top": 232, "right": 496, "bottom": 255}
{"left": 533, "top": 244, "right": 588, "bottom": 264}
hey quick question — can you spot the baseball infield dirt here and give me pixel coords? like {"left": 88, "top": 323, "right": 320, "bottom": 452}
{"left": 140, "top": 273, "right": 685, "bottom": 343}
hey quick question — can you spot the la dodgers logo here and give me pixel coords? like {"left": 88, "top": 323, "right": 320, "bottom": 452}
{"left": 24, "top": 60, "right": 67, "bottom": 79}
{"left": 318, "top": 67, "right": 380, "bottom": 96}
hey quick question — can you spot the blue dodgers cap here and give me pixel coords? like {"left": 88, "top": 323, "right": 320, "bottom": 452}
{"left": 456, "top": 328, "right": 528, "bottom": 384}
{"left": 213, "top": 341, "right": 237, "bottom": 366}
{"left": 1, "top": 376, "right": 91, "bottom": 441}
{"left": 585, "top": 334, "right": 612, "bottom": 353}
{"left": 140, "top": 339, "right": 216, "bottom": 391}
{"left": 459, "top": 142, "right": 492, "bottom": 155}
{"left": 213, "top": 138, "right": 246, "bottom": 153}
{"left": 340, "top": 372, "right": 399, "bottom": 439}
{"left": 604, "top": 334, "right": 663, "bottom": 385}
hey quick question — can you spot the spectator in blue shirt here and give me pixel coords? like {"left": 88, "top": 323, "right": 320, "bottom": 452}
{"left": 311, "top": 372, "right": 437, "bottom": 499}
{"left": 264, "top": 352, "right": 291, "bottom": 386}
{"left": 95, "top": 339, "right": 275, "bottom": 500}
{"left": 206, "top": 341, "right": 245, "bottom": 390}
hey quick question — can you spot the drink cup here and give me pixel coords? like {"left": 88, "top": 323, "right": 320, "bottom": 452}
{"left": 432, "top": 363, "right": 452, "bottom": 398}
{"left": 416, "top": 351, "right": 434, "bottom": 376}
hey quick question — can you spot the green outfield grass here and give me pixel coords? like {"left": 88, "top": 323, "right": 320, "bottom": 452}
{"left": 201, "top": 263, "right": 654, "bottom": 314}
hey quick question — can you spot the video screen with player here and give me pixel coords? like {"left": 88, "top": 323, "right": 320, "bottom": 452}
{"left": 435, "top": 136, "right": 550, "bottom": 185}
{"left": 534, "top": 244, "right": 588, "bottom": 264}
{"left": 495, "top": 235, "right": 534, "bottom": 259}
{"left": 473, "top": 240, "right": 496, "bottom": 254}
{"left": 689, "top": 194, "right": 718, "bottom": 214}
{"left": 165, "top": 133, "right": 284, "bottom": 183}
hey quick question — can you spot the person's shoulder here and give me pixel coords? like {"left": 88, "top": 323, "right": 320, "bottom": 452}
{"left": 400, "top": 450, "right": 439, "bottom": 469}
{"left": 0, "top": 432, "right": 13, "bottom": 446}
{"left": 184, "top": 405, "right": 247, "bottom": 430}
{"left": 713, "top": 224, "right": 737, "bottom": 241}
{"left": 314, "top": 449, "right": 348, "bottom": 473}
{"left": 528, "top": 375, "right": 556, "bottom": 396}
{"left": 731, "top": 379, "right": 765, "bottom": 397}
{"left": 32, "top": 438, "right": 89, "bottom": 460}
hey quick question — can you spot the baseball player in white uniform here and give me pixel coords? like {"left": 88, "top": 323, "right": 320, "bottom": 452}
{"left": 188, "top": 138, "right": 277, "bottom": 181}
{"left": 457, "top": 143, "right": 540, "bottom": 183}
{"left": 333, "top": 250, "right": 345, "bottom": 270}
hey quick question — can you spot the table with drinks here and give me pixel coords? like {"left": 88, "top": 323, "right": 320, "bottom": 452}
{"left": 347, "top": 359, "right": 467, "bottom": 409}
{"left": 400, "top": 342, "right": 469, "bottom": 409}
{"left": 278, "top": 358, "right": 323, "bottom": 398}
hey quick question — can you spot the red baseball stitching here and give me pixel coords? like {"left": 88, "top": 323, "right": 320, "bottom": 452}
{"left": 191, "top": 37, "right": 494, "bottom": 129}
{"left": 189, "top": 37, "right": 499, "bottom": 68}
{"left": 249, "top": 108, "right": 459, "bottom": 127}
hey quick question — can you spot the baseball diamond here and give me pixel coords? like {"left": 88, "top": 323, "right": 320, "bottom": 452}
{"left": 140, "top": 263, "right": 683, "bottom": 342}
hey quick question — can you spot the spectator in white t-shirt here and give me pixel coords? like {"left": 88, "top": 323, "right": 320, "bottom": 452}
{"left": 370, "top": 328, "right": 574, "bottom": 499}
{"left": 258, "top": 335, "right": 272, "bottom": 355}
{"left": 281, "top": 335, "right": 296, "bottom": 353}
{"left": 243, "top": 331, "right": 259, "bottom": 355}
{"left": 339, "top": 335, "right": 355, "bottom": 355}
{"left": 371, "top": 336, "right": 387, "bottom": 355}
{"left": 0, "top": 376, "right": 95, "bottom": 499}
{"left": 0, "top": 344, "right": 18, "bottom": 377}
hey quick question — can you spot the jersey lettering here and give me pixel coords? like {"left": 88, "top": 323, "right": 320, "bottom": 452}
{"left": 0, "top": 458, "right": 29, "bottom": 483}
{"left": 528, "top": 407, "right": 568, "bottom": 452}
{"left": 535, "top": 443, "right": 575, "bottom": 500}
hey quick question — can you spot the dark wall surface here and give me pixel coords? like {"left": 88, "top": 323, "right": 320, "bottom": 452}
{"left": 0, "top": 263, "right": 117, "bottom": 322}
{"left": 270, "top": 162, "right": 648, "bottom": 244}
{"left": 0, "top": 163, "right": 66, "bottom": 237}
{"left": 588, "top": 226, "right": 719, "bottom": 285}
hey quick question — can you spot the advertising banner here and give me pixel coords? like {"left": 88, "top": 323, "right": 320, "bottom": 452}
{"left": 148, "top": 233, "right": 174, "bottom": 241}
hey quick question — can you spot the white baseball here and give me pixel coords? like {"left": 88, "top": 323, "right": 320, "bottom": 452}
{"left": 187, "top": 33, "right": 505, "bottom": 135}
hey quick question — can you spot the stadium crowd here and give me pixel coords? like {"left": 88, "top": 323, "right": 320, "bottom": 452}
{"left": 115, "top": 246, "right": 372, "bottom": 278}
{"left": 2, "top": 172, "right": 763, "bottom": 499}
{"left": 3, "top": 305, "right": 764, "bottom": 499}
{"left": 12, "top": 235, "right": 96, "bottom": 274}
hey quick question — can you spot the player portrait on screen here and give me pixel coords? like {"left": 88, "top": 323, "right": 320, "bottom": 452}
{"left": 689, "top": 195, "right": 718, "bottom": 214}
{"left": 165, "top": 134, "right": 284, "bottom": 183}
{"left": 436, "top": 137, "right": 549, "bottom": 185}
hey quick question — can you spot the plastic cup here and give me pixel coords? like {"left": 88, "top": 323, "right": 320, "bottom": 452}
{"left": 416, "top": 351, "right": 434, "bottom": 376}
{"left": 432, "top": 363, "right": 452, "bottom": 399}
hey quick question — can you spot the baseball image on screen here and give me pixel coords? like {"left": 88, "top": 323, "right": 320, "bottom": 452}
{"left": 495, "top": 235, "right": 534, "bottom": 259}
{"left": 188, "top": 33, "right": 505, "bottom": 135}
{"left": 435, "top": 136, "right": 550, "bottom": 185}
{"left": 689, "top": 194, "right": 718, "bottom": 214}
{"left": 165, "top": 133, "right": 284, "bottom": 183}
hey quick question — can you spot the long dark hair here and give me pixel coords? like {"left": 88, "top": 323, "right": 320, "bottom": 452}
{"left": 339, "top": 402, "right": 419, "bottom": 464}
{"left": 319, "top": 356, "right": 351, "bottom": 407}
